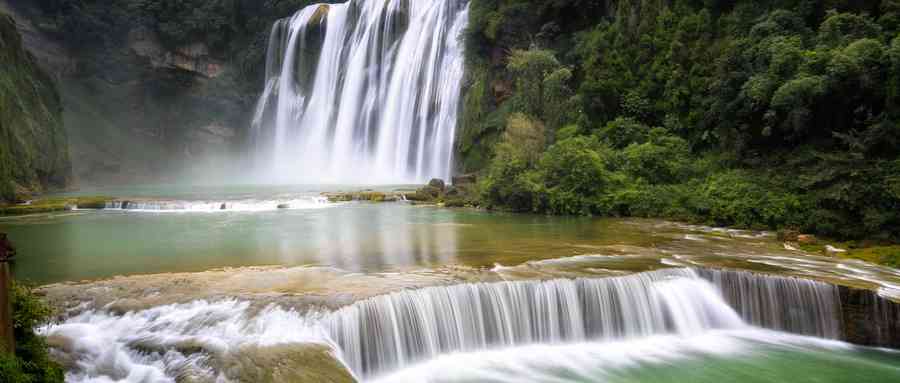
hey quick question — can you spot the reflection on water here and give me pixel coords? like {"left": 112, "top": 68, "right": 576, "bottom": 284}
{"left": 2, "top": 190, "right": 900, "bottom": 300}
{"left": 3, "top": 203, "right": 466, "bottom": 284}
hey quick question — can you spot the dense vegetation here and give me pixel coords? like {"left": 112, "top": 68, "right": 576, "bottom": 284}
{"left": 0, "top": 13, "right": 70, "bottom": 201}
{"left": 461, "top": 0, "right": 900, "bottom": 241}
{"left": 0, "top": 283, "right": 64, "bottom": 383}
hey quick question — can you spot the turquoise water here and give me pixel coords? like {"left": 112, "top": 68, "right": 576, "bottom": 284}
{"left": 3, "top": 186, "right": 634, "bottom": 284}
{"left": 374, "top": 331, "right": 900, "bottom": 382}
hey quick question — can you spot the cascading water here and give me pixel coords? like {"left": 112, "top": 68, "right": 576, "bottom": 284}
{"left": 41, "top": 268, "right": 858, "bottom": 382}
{"left": 698, "top": 268, "right": 842, "bottom": 338}
{"left": 326, "top": 269, "right": 746, "bottom": 377}
{"left": 251, "top": 0, "right": 470, "bottom": 184}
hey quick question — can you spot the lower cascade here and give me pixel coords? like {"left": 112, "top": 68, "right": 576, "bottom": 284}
{"left": 251, "top": 0, "right": 470, "bottom": 184}
{"left": 325, "top": 268, "right": 840, "bottom": 377}
{"left": 41, "top": 268, "right": 856, "bottom": 382}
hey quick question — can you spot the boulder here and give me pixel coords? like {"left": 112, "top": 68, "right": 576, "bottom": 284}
{"left": 427, "top": 178, "right": 446, "bottom": 191}
{"left": 277, "top": 203, "right": 290, "bottom": 209}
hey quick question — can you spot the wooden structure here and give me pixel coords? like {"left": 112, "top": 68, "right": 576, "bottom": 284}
{"left": 0, "top": 233, "right": 14, "bottom": 354}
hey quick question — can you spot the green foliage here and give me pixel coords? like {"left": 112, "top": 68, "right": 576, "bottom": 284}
{"left": 698, "top": 170, "right": 805, "bottom": 229}
{"left": 537, "top": 137, "right": 613, "bottom": 215}
{"left": 594, "top": 117, "right": 651, "bottom": 149}
{"left": 506, "top": 49, "right": 576, "bottom": 134}
{"left": 502, "top": 113, "right": 546, "bottom": 165}
{"left": 0, "top": 283, "right": 64, "bottom": 383}
{"left": 469, "top": 0, "right": 900, "bottom": 241}
{"left": 620, "top": 128, "right": 693, "bottom": 184}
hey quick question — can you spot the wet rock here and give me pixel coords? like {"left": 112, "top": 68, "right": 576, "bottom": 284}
{"left": 445, "top": 186, "right": 462, "bottom": 197}
{"left": 277, "top": 203, "right": 290, "bottom": 209}
{"left": 839, "top": 286, "right": 900, "bottom": 348}
{"left": 224, "top": 343, "right": 355, "bottom": 383}
{"left": 427, "top": 178, "right": 446, "bottom": 192}
{"left": 220, "top": 203, "right": 227, "bottom": 210}
{"left": 322, "top": 191, "right": 401, "bottom": 203}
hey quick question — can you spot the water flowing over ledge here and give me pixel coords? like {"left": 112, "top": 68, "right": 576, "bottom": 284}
{"left": 251, "top": 0, "right": 470, "bottom": 184}
{"left": 326, "top": 268, "right": 841, "bottom": 377}
{"left": 98, "top": 197, "right": 333, "bottom": 213}
{"left": 39, "top": 267, "right": 890, "bottom": 382}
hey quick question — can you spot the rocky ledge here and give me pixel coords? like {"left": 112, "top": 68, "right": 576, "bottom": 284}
{"left": 323, "top": 175, "right": 480, "bottom": 208}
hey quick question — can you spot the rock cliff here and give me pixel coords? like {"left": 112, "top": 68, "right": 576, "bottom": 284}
{"left": 0, "top": 12, "right": 70, "bottom": 200}
{"left": 0, "top": 0, "right": 254, "bottom": 186}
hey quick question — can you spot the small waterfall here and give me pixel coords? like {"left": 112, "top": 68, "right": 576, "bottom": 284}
{"left": 324, "top": 269, "right": 745, "bottom": 377}
{"left": 252, "top": 0, "right": 470, "bottom": 184}
{"left": 698, "top": 269, "right": 842, "bottom": 338}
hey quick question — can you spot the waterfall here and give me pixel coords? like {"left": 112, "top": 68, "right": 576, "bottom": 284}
{"left": 251, "top": 0, "right": 470, "bottom": 184}
{"left": 698, "top": 268, "right": 842, "bottom": 338}
{"left": 41, "top": 268, "right": 851, "bottom": 382}
{"left": 325, "top": 270, "right": 718, "bottom": 377}
{"left": 323, "top": 268, "right": 843, "bottom": 378}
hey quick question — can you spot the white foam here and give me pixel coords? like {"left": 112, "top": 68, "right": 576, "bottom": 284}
{"left": 92, "top": 197, "right": 336, "bottom": 213}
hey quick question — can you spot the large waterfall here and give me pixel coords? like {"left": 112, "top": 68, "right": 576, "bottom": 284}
{"left": 251, "top": 0, "right": 470, "bottom": 184}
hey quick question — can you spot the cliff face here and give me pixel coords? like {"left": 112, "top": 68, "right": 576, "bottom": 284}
{"left": 0, "top": 0, "right": 257, "bottom": 186}
{"left": 0, "top": 13, "right": 70, "bottom": 200}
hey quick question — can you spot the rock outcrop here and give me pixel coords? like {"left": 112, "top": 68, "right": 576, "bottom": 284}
{"left": 838, "top": 286, "right": 900, "bottom": 348}
{"left": 0, "top": 12, "right": 71, "bottom": 200}
{"left": 0, "top": 0, "right": 248, "bottom": 187}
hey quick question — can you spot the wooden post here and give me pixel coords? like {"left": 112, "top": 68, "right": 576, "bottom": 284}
{"left": 0, "top": 233, "right": 15, "bottom": 355}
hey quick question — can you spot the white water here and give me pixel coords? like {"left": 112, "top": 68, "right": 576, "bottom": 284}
{"left": 370, "top": 330, "right": 861, "bottom": 383}
{"left": 252, "top": 0, "right": 470, "bottom": 184}
{"left": 40, "top": 268, "right": 850, "bottom": 382}
{"left": 90, "top": 197, "right": 334, "bottom": 213}
{"left": 327, "top": 269, "right": 746, "bottom": 377}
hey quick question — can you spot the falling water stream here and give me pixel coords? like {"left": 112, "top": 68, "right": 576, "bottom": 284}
{"left": 251, "top": 0, "right": 469, "bottom": 184}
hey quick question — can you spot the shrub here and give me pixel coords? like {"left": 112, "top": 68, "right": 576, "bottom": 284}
{"left": 0, "top": 283, "right": 64, "bottom": 383}
{"left": 536, "top": 136, "right": 614, "bottom": 215}
{"left": 620, "top": 128, "right": 693, "bottom": 184}
{"left": 593, "top": 117, "right": 651, "bottom": 149}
